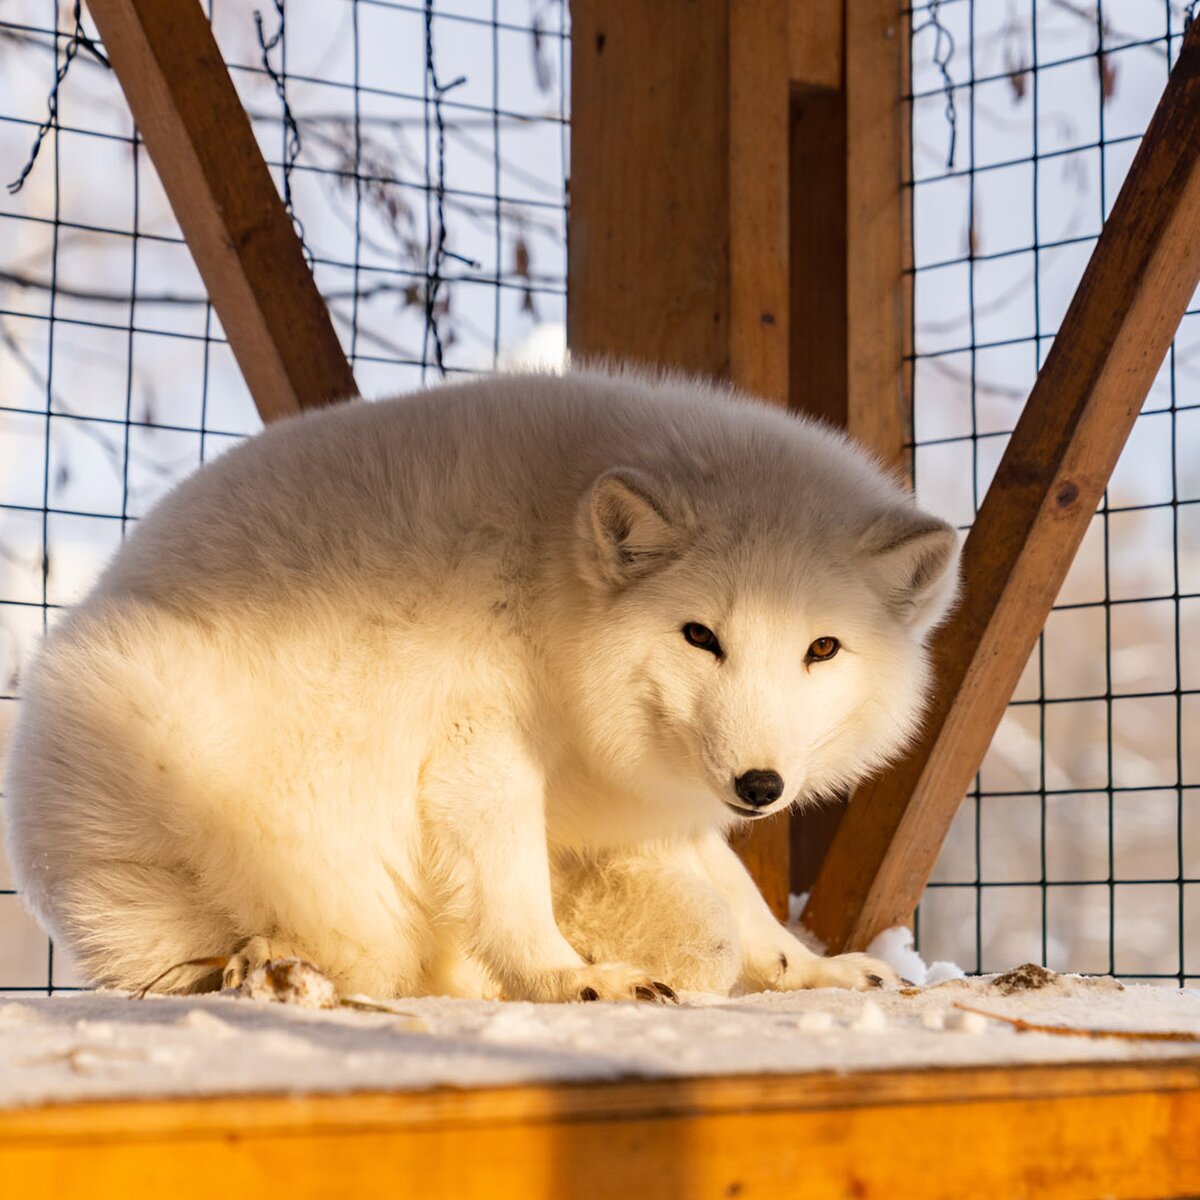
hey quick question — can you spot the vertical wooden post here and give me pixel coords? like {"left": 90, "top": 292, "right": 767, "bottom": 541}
{"left": 568, "top": 1, "right": 733, "bottom": 380}
{"left": 788, "top": 0, "right": 912, "bottom": 894}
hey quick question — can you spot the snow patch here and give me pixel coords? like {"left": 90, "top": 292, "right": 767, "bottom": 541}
{"left": 944, "top": 1008, "right": 989, "bottom": 1035}
{"left": 0, "top": 970, "right": 1196, "bottom": 1110}
{"left": 866, "top": 925, "right": 965, "bottom": 987}
{"left": 796, "top": 1010, "right": 834, "bottom": 1033}
{"left": 850, "top": 1000, "right": 888, "bottom": 1033}
{"left": 0, "top": 1003, "right": 42, "bottom": 1030}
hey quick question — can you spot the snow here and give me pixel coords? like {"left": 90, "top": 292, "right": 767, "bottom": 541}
{"left": 867, "top": 925, "right": 965, "bottom": 986}
{"left": 1, "top": 966, "right": 1198, "bottom": 1111}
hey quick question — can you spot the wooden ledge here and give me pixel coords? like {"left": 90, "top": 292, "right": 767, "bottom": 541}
{"left": 4, "top": 1058, "right": 1200, "bottom": 1198}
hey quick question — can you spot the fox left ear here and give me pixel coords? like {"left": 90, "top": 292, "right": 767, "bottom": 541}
{"left": 578, "top": 468, "right": 686, "bottom": 589}
{"left": 862, "top": 507, "right": 960, "bottom": 636}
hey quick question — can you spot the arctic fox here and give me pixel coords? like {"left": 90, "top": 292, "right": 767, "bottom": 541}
{"left": 4, "top": 369, "right": 958, "bottom": 1001}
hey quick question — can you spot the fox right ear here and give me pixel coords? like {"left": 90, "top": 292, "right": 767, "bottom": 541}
{"left": 578, "top": 468, "right": 684, "bottom": 588}
{"left": 862, "top": 506, "right": 960, "bottom": 637}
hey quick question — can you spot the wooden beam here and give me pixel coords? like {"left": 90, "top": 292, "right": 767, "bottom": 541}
{"left": 567, "top": 0, "right": 731, "bottom": 378}
{"left": 86, "top": 0, "right": 358, "bottom": 422}
{"left": 789, "top": 0, "right": 843, "bottom": 90}
{"left": 803, "top": 18, "right": 1200, "bottom": 953}
{"left": 789, "top": 83, "right": 847, "bottom": 427}
{"left": 729, "top": 0, "right": 791, "bottom": 405}
{"left": 843, "top": 0, "right": 911, "bottom": 475}
{"left": 4, "top": 1060, "right": 1200, "bottom": 1197}
{"left": 787, "top": 0, "right": 909, "bottom": 468}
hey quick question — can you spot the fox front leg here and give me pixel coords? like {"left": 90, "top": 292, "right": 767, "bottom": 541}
{"left": 420, "top": 720, "right": 674, "bottom": 1004}
{"left": 693, "top": 831, "right": 898, "bottom": 992}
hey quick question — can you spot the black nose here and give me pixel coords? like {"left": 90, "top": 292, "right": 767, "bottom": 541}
{"left": 734, "top": 769, "right": 785, "bottom": 808}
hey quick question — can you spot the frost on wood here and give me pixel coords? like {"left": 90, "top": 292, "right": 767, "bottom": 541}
{"left": 1, "top": 965, "right": 1198, "bottom": 1110}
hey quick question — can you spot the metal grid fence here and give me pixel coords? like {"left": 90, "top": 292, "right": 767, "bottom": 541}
{"left": 909, "top": 0, "right": 1200, "bottom": 986}
{"left": 0, "top": 0, "right": 569, "bottom": 991}
{"left": 0, "top": 0, "right": 1193, "bottom": 995}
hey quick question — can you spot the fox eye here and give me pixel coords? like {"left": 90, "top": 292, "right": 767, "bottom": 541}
{"left": 806, "top": 637, "right": 840, "bottom": 663}
{"left": 682, "top": 622, "right": 723, "bottom": 658}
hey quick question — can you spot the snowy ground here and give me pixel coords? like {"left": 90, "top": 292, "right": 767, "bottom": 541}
{"left": 2, "top": 961, "right": 1199, "bottom": 1110}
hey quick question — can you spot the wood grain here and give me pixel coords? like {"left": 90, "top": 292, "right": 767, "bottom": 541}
{"left": 567, "top": 0, "right": 730, "bottom": 378}
{"left": 3, "top": 1059, "right": 1200, "bottom": 1197}
{"left": 86, "top": 0, "right": 358, "bottom": 422}
{"left": 844, "top": 0, "right": 911, "bottom": 475}
{"left": 804, "top": 16, "right": 1200, "bottom": 953}
{"left": 729, "top": 0, "right": 791, "bottom": 407}
{"left": 789, "top": 0, "right": 843, "bottom": 90}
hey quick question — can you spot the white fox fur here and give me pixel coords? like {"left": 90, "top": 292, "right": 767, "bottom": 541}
{"left": 3, "top": 368, "right": 958, "bottom": 1001}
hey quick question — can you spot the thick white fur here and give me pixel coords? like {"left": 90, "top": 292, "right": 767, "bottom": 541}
{"left": 3, "top": 368, "right": 958, "bottom": 1000}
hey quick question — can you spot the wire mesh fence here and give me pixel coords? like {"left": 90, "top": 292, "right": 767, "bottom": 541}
{"left": 0, "top": 0, "right": 1193, "bottom": 997}
{"left": 0, "top": 0, "right": 569, "bottom": 992}
{"left": 909, "top": 0, "right": 1200, "bottom": 986}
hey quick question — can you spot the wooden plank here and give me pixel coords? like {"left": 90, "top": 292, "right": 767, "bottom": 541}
{"left": 803, "top": 17, "right": 1200, "bottom": 953}
{"left": 843, "top": 0, "right": 911, "bottom": 475}
{"left": 789, "top": 0, "right": 843, "bottom": 90}
{"left": 567, "top": 0, "right": 730, "bottom": 377}
{"left": 729, "top": 0, "right": 791, "bottom": 406}
{"left": 3, "top": 1060, "right": 1200, "bottom": 1197}
{"left": 86, "top": 0, "right": 358, "bottom": 422}
{"left": 4, "top": 1058, "right": 1200, "bottom": 1136}
{"left": 786, "top": 0, "right": 909, "bottom": 468}
{"left": 789, "top": 0, "right": 910, "bottom": 892}
{"left": 788, "top": 82, "right": 847, "bottom": 426}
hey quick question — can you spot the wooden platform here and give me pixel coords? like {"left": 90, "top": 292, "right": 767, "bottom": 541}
{"left": 3, "top": 1059, "right": 1199, "bottom": 1198}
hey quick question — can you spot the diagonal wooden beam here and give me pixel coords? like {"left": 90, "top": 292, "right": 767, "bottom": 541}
{"left": 85, "top": 0, "right": 358, "bottom": 422}
{"left": 804, "top": 18, "right": 1200, "bottom": 954}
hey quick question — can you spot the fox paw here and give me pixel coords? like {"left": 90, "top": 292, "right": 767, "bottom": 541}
{"left": 530, "top": 963, "right": 678, "bottom": 1003}
{"left": 779, "top": 951, "right": 898, "bottom": 992}
{"left": 239, "top": 957, "right": 339, "bottom": 1009}
{"left": 222, "top": 935, "right": 304, "bottom": 990}
{"left": 574, "top": 963, "right": 678, "bottom": 1003}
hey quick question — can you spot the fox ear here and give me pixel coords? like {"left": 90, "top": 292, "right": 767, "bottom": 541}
{"left": 579, "top": 468, "right": 684, "bottom": 588}
{"left": 862, "top": 507, "right": 960, "bottom": 636}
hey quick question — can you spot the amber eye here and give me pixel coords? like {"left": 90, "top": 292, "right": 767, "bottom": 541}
{"left": 682, "top": 622, "right": 723, "bottom": 658}
{"left": 806, "top": 637, "right": 840, "bottom": 663}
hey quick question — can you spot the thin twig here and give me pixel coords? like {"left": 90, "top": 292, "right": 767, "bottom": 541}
{"left": 953, "top": 1002, "right": 1200, "bottom": 1043}
{"left": 131, "top": 956, "right": 231, "bottom": 999}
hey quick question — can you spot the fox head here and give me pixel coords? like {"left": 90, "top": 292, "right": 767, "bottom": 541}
{"left": 562, "top": 454, "right": 959, "bottom": 836}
